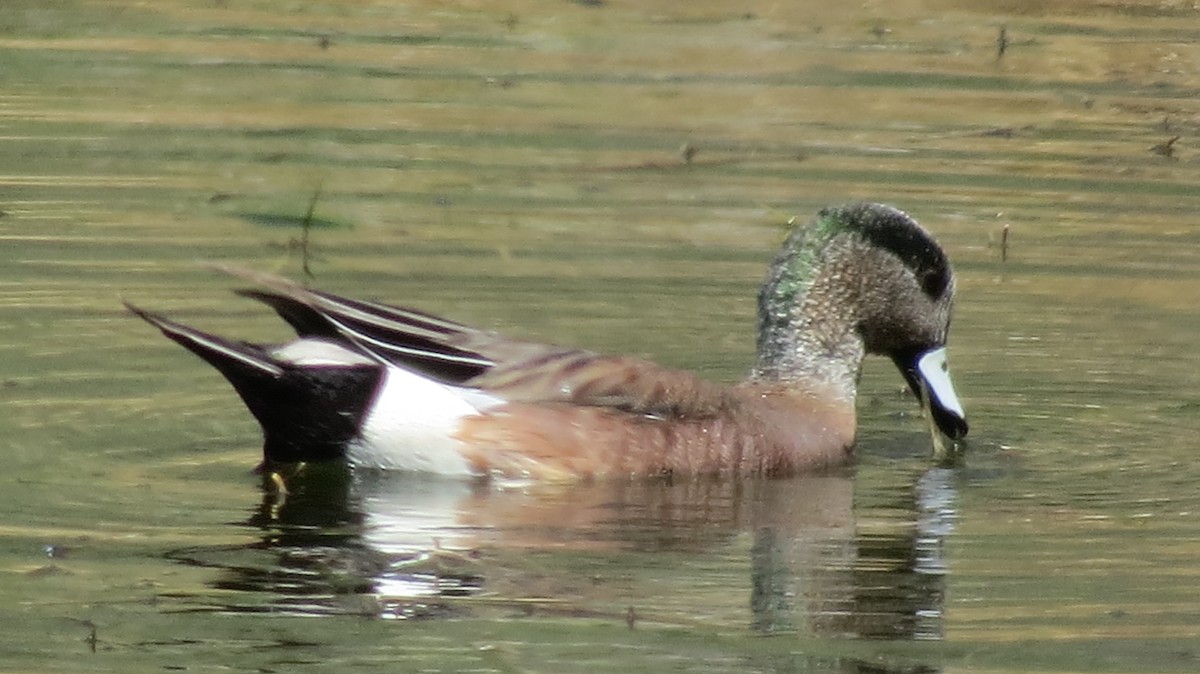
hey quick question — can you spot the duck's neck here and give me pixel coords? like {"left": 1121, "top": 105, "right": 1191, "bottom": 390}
{"left": 751, "top": 251, "right": 864, "bottom": 402}
{"left": 752, "top": 316, "right": 864, "bottom": 402}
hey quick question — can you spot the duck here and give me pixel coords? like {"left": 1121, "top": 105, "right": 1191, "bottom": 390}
{"left": 126, "top": 202, "right": 968, "bottom": 480}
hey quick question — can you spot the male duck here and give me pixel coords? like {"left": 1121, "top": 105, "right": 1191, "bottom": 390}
{"left": 127, "top": 202, "right": 968, "bottom": 479}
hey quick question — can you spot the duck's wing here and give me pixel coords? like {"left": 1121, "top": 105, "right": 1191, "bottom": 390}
{"left": 219, "top": 265, "right": 732, "bottom": 418}
{"left": 464, "top": 349, "right": 731, "bottom": 418}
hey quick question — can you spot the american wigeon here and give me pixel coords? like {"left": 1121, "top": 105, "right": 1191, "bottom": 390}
{"left": 127, "top": 202, "right": 967, "bottom": 479}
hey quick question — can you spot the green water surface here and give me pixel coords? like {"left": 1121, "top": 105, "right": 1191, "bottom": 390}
{"left": 2, "top": 1, "right": 1199, "bottom": 672}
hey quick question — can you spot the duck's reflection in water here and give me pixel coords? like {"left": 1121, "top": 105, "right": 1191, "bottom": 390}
{"left": 167, "top": 460, "right": 957, "bottom": 642}
{"left": 749, "top": 467, "right": 957, "bottom": 641}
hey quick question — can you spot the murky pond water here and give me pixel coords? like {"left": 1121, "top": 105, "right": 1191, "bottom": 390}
{"left": 2, "top": 0, "right": 1200, "bottom": 671}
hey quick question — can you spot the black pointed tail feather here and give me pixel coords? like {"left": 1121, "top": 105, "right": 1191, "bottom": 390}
{"left": 234, "top": 289, "right": 343, "bottom": 341}
{"left": 125, "top": 302, "right": 382, "bottom": 464}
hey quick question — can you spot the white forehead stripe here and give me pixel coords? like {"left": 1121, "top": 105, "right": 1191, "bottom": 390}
{"left": 916, "top": 347, "right": 965, "bottom": 418}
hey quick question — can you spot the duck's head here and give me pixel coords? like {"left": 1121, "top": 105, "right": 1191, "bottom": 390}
{"left": 756, "top": 202, "right": 968, "bottom": 440}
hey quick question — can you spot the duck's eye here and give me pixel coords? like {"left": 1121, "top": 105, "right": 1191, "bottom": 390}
{"left": 919, "top": 266, "right": 950, "bottom": 299}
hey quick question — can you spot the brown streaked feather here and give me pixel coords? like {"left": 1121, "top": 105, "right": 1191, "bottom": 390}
{"left": 455, "top": 383, "right": 856, "bottom": 480}
{"left": 466, "top": 350, "right": 734, "bottom": 418}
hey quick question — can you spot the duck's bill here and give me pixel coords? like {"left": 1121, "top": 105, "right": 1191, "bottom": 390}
{"left": 895, "top": 346, "right": 969, "bottom": 439}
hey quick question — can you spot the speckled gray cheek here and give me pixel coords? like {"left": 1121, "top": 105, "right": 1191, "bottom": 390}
{"left": 858, "top": 248, "right": 955, "bottom": 350}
